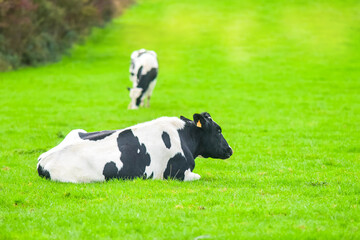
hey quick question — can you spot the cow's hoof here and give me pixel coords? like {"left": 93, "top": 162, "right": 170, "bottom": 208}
{"left": 184, "top": 169, "right": 201, "bottom": 181}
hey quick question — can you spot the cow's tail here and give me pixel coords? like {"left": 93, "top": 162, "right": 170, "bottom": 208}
{"left": 37, "top": 162, "right": 51, "bottom": 180}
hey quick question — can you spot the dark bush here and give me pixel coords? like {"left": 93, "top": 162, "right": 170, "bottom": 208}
{"left": 0, "top": 0, "right": 132, "bottom": 71}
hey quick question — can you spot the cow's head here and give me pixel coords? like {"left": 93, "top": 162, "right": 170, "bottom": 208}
{"left": 192, "top": 112, "right": 233, "bottom": 159}
{"left": 127, "top": 87, "right": 142, "bottom": 109}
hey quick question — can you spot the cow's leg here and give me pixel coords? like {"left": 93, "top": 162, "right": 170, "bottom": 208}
{"left": 146, "top": 80, "right": 156, "bottom": 108}
{"left": 140, "top": 98, "right": 145, "bottom": 107}
{"left": 146, "top": 95, "right": 151, "bottom": 108}
{"left": 183, "top": 169, "right": 201, "bottom": 181}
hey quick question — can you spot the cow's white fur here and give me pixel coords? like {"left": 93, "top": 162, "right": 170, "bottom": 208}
{"left": 37, "top": 117, "right": 198, "bottom": 183}
{"left": 128, "top": 49, "right": 158, "bottom": 109}
{"left": 184, "top": 169, "right": 201, "bottom": 181}
{"left": 38, "top": 131, "right": 122, "bottom": 183}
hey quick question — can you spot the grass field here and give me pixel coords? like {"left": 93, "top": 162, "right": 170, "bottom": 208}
{"left": 1, "top": 0, "right": 360, "bottom": 239}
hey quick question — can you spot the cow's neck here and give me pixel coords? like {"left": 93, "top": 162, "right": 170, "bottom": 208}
{"left": 178, "top": 123, "right": 202, "bottom": 159}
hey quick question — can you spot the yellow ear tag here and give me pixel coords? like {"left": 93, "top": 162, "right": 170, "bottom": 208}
{"left": 196, "top": 120, "right": 202, "bottom": 128}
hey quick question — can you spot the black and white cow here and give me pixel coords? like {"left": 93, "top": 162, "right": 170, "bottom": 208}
{"left": 37, "top": 112, "right": 233, "bottom": 183}
{"left": 128, "top": 49, "right": 158, "bottom": 109}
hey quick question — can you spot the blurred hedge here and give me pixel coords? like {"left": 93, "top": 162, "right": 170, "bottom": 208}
{"left": 0, "top": 0, "right": 132, "bottom": 71}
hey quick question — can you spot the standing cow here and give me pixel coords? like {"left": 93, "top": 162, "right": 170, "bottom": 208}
{"left": 37, "top": 112, "right": 233, "bottom": 183}
{"left": 128, "top": 49, "right": 158, "bottom": 109}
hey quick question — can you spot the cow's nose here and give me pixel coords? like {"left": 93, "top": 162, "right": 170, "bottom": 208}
{"left": 226, "top": 147, "right": 233, "bottom": 157}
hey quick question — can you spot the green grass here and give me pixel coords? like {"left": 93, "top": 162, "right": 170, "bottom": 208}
{"left": 1, "top": 0, "right": 360, "bottom": 239}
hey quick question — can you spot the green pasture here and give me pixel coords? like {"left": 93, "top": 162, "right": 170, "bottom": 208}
{"left": 1, "top": 0, "right": 360, "bottom": 239}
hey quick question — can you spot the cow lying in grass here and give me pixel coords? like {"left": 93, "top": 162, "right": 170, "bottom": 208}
{"left": 128, "top": 49, "right": 158, "bottom": 109}
{"left": 37, "top": 112, "right": 233, "bottom": 183}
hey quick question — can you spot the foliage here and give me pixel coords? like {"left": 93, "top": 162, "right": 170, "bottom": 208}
{"left": 0, "top": 0, "right": 132, "bottom": 71}
{"left": 0, "top": 0, "right": 359, "bottom": 239}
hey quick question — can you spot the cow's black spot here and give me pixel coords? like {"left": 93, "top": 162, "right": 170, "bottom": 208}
{"left": 162, "top": 131, "right": 171, "bottom": 149}
{"left": 135, "top": 67, "right": 158, "bottom": 106}
{"left": 137, "top": 66, "right": 143, "bottom": 81}
{"left": 78, "top": 130, "right": 116, "bottom": 141}
{"left": 163, "top": 153, "right": 188, "bottom": 180}
{"left": 116, "top": 129, "right": 151, "bottom": 180}
{"left": 38, "top": 165, "right": 51, "bottom": 180}
{"left": 137, "top": 68, "right": 158, "bottom": 90}
{"left": 177, "top": 127, "right": 196, "bottom": 171}
{"left": 103, "top": 162, "right": 119, "bottom": 181}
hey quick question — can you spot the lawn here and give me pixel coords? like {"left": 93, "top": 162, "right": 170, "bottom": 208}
{"left": 0, "top": 0, "right": 360, "bottom": 239}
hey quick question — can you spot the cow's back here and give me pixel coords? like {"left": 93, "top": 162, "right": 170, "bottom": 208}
{"left": 131, "top": 53, "right": 158, "bottom": 86}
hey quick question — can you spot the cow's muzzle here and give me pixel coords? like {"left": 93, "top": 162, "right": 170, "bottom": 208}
{"left": 225, "top": 147, "right": 233, "bottom": 159}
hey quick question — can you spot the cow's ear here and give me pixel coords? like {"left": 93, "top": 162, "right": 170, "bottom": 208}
{"left": 202, "top": 112, "right": 211, "bottom": 119}
{"left": 193, "top": 113, "right": 206, "bottom": 129}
